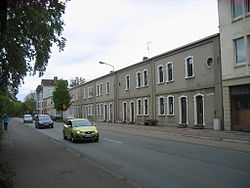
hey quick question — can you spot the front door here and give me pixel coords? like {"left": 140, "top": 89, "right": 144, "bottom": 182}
{"left": 130, "top": 102, "right": 135, "bottom": 123}
{"left": 104, "top": 104, "right": 108, "bottom": 122}
{"left": 196, "top": 96, "right": 203, "bottom": 125}
{"left": 181, "top": 97, "right": 187, "bottom": 124}
{"left": 123, "top": 102, "right": 127, "bottom": 122}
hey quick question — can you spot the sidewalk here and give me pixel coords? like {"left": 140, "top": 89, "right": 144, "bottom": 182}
{"left": 0, "top": 119, "right": 138, "bottom": 188}
{"left": 95, "top": 121, "right": 250, "bottom": 144}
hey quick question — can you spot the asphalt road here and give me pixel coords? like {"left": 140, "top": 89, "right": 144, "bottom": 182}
{"left": 21, "top": 119, "right": 250, "bottom": 188}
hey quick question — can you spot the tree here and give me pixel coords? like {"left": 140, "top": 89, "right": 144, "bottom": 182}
{"left": 52, "top": 80, "right": 71, "bottom": 115}
{"left": 23, "top": 91, "right": 36, "bottom": 113}
{"left": 69, "top": 77, "right": 85, "bottom": 88}
{"left": 0, "top": 0, "right": 68, "bottom": 94}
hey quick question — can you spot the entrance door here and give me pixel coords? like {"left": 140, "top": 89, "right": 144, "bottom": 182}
{"left": 181, "top": 97, "right": 187, "bottom": 124}
{"left": 196, "top": 96, "right": 204, "bottom": 125}
{"left": 130, "top": 102, "right": 135, "bottom": 123}
{"left": 123, "top": 102, "right": 127, "bottom": 122}
{"left": 104, "top": 104, "right": 108, "bottom": 122}
{"left": 109, "top": 104, "right": 112, "bottom": 122}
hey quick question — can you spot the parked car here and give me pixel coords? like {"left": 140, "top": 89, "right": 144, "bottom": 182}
{"left": 50, "top": 114, "right": 62, "bottom": 121}
{"left": 23, "top": 114, "right": 33, "bottom": 123}
{"left": 65, "top": 115, "right": 74, "bottom": 120}
{"left": 35, "top": 114, "right": 54, "bottom": 129}
{"left": 63, "top": 118, "right": 99, "bottom": 143}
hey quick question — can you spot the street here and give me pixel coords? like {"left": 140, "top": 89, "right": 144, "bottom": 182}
{"left": 19, "top": 118, "right": 250, "bottom": 188}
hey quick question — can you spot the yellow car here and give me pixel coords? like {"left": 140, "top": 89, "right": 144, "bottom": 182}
{"left": 63, "top": 118, "right": 99, "bottom": 143}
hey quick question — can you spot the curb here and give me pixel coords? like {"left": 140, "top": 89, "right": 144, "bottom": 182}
{"left": 97, "top": 123, "right": 250, "bottom": 145}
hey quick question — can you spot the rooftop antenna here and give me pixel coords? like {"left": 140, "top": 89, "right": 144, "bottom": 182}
{"left": 146, "top": 41, "right": 151, "bottom": 57}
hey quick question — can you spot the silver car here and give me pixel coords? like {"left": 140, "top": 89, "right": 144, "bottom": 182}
{"left": 23, "top": 114, "right": 33, "bottom": 123}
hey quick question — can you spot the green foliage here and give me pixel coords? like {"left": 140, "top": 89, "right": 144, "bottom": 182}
{"left": 0, "top": 92, "right": 34, "bottom": 117}
{"left": 23, "top": 91, "right": 36, "bottom": 113}
{"left": 0, "top": 0, "right": 66, "bottom": 94}
{"left": 52, "top": 80, "right": 71, "bottom": 111}
{"left": 69, "top": 77, "right": 85, "bottom": 88}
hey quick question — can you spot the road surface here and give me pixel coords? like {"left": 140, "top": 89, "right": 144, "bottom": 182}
{"left": 21, "top": 119, "right": 250, "bottom": 188}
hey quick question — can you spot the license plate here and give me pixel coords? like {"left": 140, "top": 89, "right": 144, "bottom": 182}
{"left": 85, "top": 134, "right": 93, "bottom": 138}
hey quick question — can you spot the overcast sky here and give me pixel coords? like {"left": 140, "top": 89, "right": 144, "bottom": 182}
{"left": 16, "top": 0, "right": 219, "bottom": 101}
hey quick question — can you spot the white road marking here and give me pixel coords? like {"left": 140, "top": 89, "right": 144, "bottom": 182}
{"left": 104, "top": 138, "right": 123, "bottom": 144}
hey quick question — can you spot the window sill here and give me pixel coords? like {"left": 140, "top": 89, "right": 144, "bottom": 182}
{"left": 158, "top": 114, "right": 165, "bottom": 117}
{"left": 167, "top": 114, "right": 175, "bottom": 117}
{"left": 166, "top": 80, "right": 174, "bottom": 84}
{"left": 234, "top": 63, "right": 247, "bottom": 69}
{"left": 232, "top": 16, "right": 243, "bottom": 23}
{"left": 157, "top": 82, "right": 165, "bottom": 85}
{"left": 185, "top": 76, "right": 195, "bottom": 80}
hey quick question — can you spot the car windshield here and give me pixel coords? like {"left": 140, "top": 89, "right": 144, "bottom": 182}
{"left": 24, "top": 115, "right": 32, "bottom": 118}
{"left": 72, "top": 120, "right": 92, "bottom": 127}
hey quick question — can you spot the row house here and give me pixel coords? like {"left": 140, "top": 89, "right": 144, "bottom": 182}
{"left": 67, "top": 34, "right": 223, "bottom": 129}
{"left": 218, "top": 0, "right": 250, "bottom": 131}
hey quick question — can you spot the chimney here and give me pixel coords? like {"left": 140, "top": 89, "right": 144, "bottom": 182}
{"left": 54, "top": 76, "right": 58, "bottom": 82}
{"left": 143, "top": 57, "right": 148, "bottom": 61}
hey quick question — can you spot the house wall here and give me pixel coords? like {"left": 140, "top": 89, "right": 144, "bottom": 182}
{"left": 218, "top": 0, "right": 250, "bottom": 130}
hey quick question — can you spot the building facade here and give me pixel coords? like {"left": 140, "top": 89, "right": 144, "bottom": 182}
{"left": 35, "top": 77, "right": 58, "bottom": 114}
{"left": 65, "top": 34, "right": 223, "bottom": 129}
{"left": 218, "top": 0, "right": 250, "bottom": 130}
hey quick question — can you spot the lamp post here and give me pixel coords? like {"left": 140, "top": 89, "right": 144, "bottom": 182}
{"left": 99, "top": 61, "right": 116, "bottom": 123}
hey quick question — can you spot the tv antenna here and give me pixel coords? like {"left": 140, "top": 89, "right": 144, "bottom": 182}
{"left": 146, "top": 41, "right": 151, "bottom": 57}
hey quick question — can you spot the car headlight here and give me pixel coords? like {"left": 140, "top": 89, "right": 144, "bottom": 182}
{"left": 94, "top": 129, "right": 99, "bottom": 133}
{"left": 76, "top": 130, "right": 81, "bottom": 134}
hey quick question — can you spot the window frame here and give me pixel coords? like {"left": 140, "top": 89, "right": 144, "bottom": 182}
{"left": 157, "top": 65, "right": 164, "bottom": 84}
{"left": 166, "top": 62, "right": 174, "bottom": 82}
{"left": 106, "top": 81, "right": 110, "bottom": 94}
{"left": 158, "top": 96, "right": 165, "bottom": 116}
{"left": 143, "top": 98, "right": 149, "bottom": 116}
{"left": 231, "top": 0, "right": 243, "bottom": 19}
{"left": 125, "top": 74, "right": 130, "bottom": 90}
{"left": 137, "top": 98, "right": 142, "bottom": 116}
{"left": 136, "top": 71, "right": 142, "bottom": 88}
{"left": 234, "top": 37, "right": 246, "bottom": 65}
{"left": 167, "top": 95, "right": 175, "bottom": 116}
{"left": 143, "top": 69, "right": 149, "bottom": 87}
{"left": 185, "top": 56, "right": 195, "bottom": 79}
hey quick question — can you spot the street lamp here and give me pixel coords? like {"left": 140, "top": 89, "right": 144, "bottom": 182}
{"left": 99, "top": 61, "right": 114, "bottom": 73}
{"left": 99, "top": 61, "right": 116, "bottom": 123}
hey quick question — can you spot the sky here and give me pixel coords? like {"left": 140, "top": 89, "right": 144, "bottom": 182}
{"left": 16, "top": 0, "right": 219, "bottom": 101}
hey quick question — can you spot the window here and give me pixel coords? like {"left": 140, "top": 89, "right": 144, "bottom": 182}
{"left": 157, "top": 65, "right": 164, "bottom": 84}
{"left": 232, "top": 0, "right": 243, "bottom": 18}
{"left": 106, "top": 81, "right": 110, "bottom": 94}
{"left": 234, "top": 37, "right": 245, "bottom": 64}
{"left": 247, "top": 0, "right": 250, "bottom": 13}
{"left": 88, "top": 105, "right": 93, "bottom": 116}
{"left": 143, "top": 98, "right": 149, "bottom": 116}
{"left": 125, "top": 74, "right": 130, "bottom": 90}
{"left": 166, "top": 62, "right": 173, "bottom": 82}
{"left": 206, "top": 57, "right": 214, "bottom": 68}
{"left": 100, "top": 103, "right": 103, "bottom": 116}
{"left": 100, "top": 83, "right": 103, "bottom": 95}
{"left": 83, "top": 88, "right": 86, "bottom": 99}
{"left": 137, "top": 99, "right": 142, "bottom": 116}
{"left": 96, "top": 85, "right": 99, "bottom": 96}
{"left": 167, "top": 96, "right": 174, "bottom": 115}
{"left": 136, "top": 71, "right": 142, "bottom": 88}
{"left": 158, "top": 96, "right": 165, "bottom": 115}
{"left": 96, "top": 104, "right": 99, "bottom": 116}
{"left": 143, "top": 69, "right": 148, "bottom": 86}
{"left": 185, "top": 56, "right": 194, "bottom": 78}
